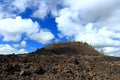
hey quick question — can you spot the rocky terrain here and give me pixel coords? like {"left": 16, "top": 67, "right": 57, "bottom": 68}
{"left": 0, "top": 42, "right": 120, "bottom": 80}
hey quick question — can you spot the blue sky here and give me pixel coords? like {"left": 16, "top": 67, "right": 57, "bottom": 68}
{"left": 0, "top": 0, "right": 120, "bottom": 56}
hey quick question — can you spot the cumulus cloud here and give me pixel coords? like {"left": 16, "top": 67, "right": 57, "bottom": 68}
{"left": 32, "top": 0, "right": 49, "bottom": 19}
{"left": 0, "top": 0, "right": 17, "bottom": 18}
{"left": 103, "top": 47, "right": 120, "bottom": 55}
{"left": 28, "top": 29, "right": 54, "bottom": 44}
{"left": 13, "top": 41, "right": 27, "bottom": 48}
{"left": 20, "top": 41, "right": 26, "bottom": 47}
{"left": 75, "top": 25, "right": 120, "bottom": 47}
{"left": 0, "top": 16, "right": 54, "bottom": 43}
{"left": 12, "top": 0, "right": 32, "bottom": 13}
{"left": 32, "top": 0, "right": 62, "bottom": 18}
{"left": 0, "top": 0, "right": 62, "bottom": 19}
{"left": 0, "top": 44, "right": 27, "bottom": 54}
{"left": 18, "top": 49, "right": 27, "bottom": 54}
{"left": 97, "top": 47, "right": 120, "bottom": 56}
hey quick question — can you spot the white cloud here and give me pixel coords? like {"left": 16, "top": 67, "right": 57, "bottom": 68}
{"left": 97, "top": 47, "right": 120, "bottom": 57}
{"left": 0, "top": 16, "right": 38, "bottom": 42}
{"left": 0, "top": 1, "right": 17, "bottom": 18}
{"left": 12, "top": 0, "right": 32, "bottom": 13}
{"left": 103, "top": 47, "right": 120, "bottom": 54}
{"left": 97, "top": 8, "right": 120, "bottom": 31}
{"left": 12, "top": 44, "right": 19, "bottom": 48}
{"left": 13, "top": 41, "right": 27, "bottom": 48}
{"left": 0, "top": 13, "right": 4, "bottom": 19}
{"left": 28, "top": 29, "right": 54, "bottom": 44}
{"left": 56, "top": 8, "right": 82, "bottom": 37}
{"left": 18, "top": 49, "right": 27, "bottom": 54}
{"left": 32, "top": 0, "right": 62, "bottom": 19}
{"left": 75, "top": 25, "right": 120, "bottom": 47}
{"left": 32, "top": 1, "right": 49, "bottom": 19}
{"left": 20, "top": 41, "right": 26, "bottom": 47}
{"left": 0, "top": 16, "right": 54, "bottom": 43}
{"left": 0, "top": 0, "right": 62, "bottom": 19}
{"left": 63, "top": 0, "right": 120, "bottom": 23}
{"left": 0, "top": 44, "right": 27, "bottom": 54}
{"left": 0, "top": 0, "right": 34, "bottom": 19}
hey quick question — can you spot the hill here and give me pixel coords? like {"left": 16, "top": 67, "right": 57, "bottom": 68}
{"left": 33, "top": 41, "right": 100, "bottom": 56}
{"left": 0, "top": 42, "right": 120, "bottom": 80}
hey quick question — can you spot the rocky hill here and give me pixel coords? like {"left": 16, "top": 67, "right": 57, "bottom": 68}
{"left": 33, "top": 42, "right": 100, "bottom": 56}
{"left": 0, "top": 42, "right": 120, "bottom": 80}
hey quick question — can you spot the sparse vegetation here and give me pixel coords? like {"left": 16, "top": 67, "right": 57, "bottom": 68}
{"left": 44, "top": 41, "right": 100, "bottom": 56}
{"left": 100, "top": 49, "right": 105, "bottom": 56}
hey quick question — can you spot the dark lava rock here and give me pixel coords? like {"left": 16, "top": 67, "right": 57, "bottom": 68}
{"left": 20, "top": 69, "right": 31, "bottom": 76}
{"left": 34, "top": 67, "right": 46, "bottom": 75}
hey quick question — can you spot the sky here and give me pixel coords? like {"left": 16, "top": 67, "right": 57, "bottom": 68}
{"left": 0, "top": 0, "right": 120, "bottom": 56}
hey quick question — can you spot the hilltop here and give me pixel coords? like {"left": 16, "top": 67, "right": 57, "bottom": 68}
{"left": 0, "top": 42, "right": 120, "bottom": 80}
{"left": 32, "top": 41, "right": 100, "bottom": 56}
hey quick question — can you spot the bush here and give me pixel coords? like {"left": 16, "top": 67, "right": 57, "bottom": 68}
{"left": 100, "top": 49, "right": 104, "bottom": 56}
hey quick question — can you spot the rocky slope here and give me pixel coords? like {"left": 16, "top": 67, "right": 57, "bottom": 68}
{"left": 33, "top": 42, "right": 100, "bottom": 56}
{"left": 0, "top": 42, "right": 120, "bottom": 80}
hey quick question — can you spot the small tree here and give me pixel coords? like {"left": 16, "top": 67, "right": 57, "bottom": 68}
{"left": 100, "top": 49, "right": 104, "bottom": 56}
{"left": 12, "top": 53, "right": 15, "bottom": 55}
